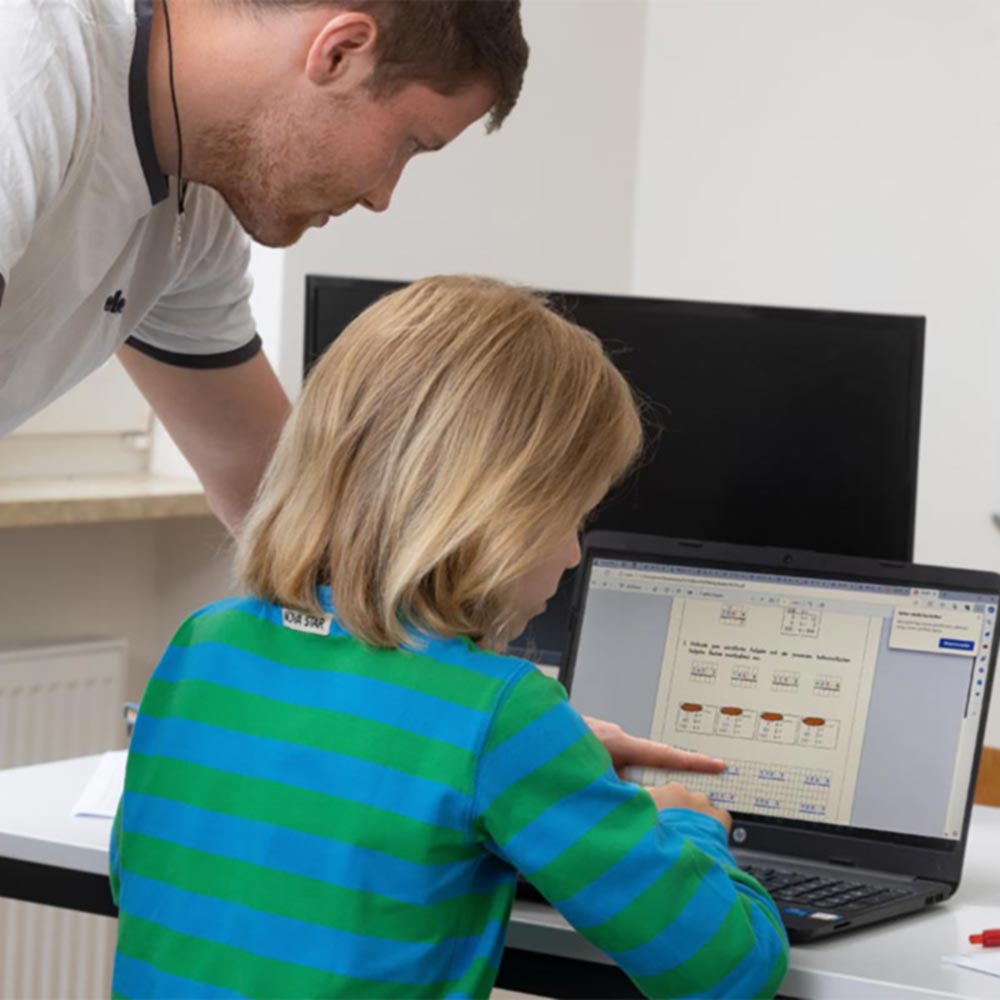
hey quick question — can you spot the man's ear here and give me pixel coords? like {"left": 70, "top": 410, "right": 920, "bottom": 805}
{"left": 305, "top": 12, "right": 378, "bottom": 89}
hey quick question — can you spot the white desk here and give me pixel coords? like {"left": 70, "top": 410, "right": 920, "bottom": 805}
{"left": 0, "top": 754, "right": 116, "bottom": 915}
{"left": 0, "top": 755, "right": 111, "bottom": 875}
{"left": 2, "top": 755, "right": 998, "bottom": 998}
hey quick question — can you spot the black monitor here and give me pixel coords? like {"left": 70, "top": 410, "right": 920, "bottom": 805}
{"left": 304, "top": 275, "right": 924, "bottom": 664}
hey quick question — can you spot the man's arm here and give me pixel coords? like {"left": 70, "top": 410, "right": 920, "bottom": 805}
{"left": 117, "top": 343, "right": 290, "bottom": 533}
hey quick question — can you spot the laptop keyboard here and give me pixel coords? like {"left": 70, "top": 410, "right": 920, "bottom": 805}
{"left": 742, "top": 864, "right": 915, "bottom": 911}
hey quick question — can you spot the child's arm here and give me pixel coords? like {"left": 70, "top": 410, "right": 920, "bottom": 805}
{"left": 473, "top": 666, "right": 789, "bottom": 1000}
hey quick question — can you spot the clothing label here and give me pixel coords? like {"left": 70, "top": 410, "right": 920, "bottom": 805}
{"left": 281, "top": 608, "right": 333, "bottom": 636}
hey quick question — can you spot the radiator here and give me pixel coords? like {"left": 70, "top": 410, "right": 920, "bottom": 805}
{"left": 0, "top": 639, "right": 127, "bottom": 1000}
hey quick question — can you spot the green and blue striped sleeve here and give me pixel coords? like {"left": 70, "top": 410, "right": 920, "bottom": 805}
{"left": 472, "top": 666, "right": 789, "bottom": 999}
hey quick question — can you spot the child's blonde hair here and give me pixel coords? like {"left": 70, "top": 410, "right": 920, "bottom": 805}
{"left": 238, "top": 275, "right": 643, "bottom": 648}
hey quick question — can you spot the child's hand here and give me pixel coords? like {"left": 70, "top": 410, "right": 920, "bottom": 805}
{"left": 646, "top": 781, "right": 733, "bottom": 834}
{"left": 583, "top": 716, "right": 726, "bottom": 778}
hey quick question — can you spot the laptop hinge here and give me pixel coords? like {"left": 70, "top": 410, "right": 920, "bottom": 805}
{"left": 826, "top": 856, "right": 857, "bottom": 867}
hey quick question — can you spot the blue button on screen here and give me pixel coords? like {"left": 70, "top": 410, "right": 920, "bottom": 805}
{"left": 939, "top": 638, "right": 975, "bottom": 651}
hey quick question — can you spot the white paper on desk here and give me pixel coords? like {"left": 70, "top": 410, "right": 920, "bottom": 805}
{"left": 942, "top": 948, "right": 1000, "bottom": 979}
{"left": 71, "top": 750, "right": 127, "bottom": 819}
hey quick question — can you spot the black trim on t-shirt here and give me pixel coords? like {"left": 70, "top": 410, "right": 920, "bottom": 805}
{"left": 129, "top": 0, "right": 168, "bottom": 206}
{"left": 124, "top": 333, "right": 263, "bottom": 369}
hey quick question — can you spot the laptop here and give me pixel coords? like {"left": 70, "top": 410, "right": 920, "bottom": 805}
{"left": 553, "top": 531, "right": 999, "bottom": 943}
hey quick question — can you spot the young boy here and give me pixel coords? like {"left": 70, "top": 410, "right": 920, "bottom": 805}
{"left": 110, "top": 275, "right": 789, "bottom": 998}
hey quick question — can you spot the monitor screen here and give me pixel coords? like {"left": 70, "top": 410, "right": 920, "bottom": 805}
{"left": 566, "top": 552, "right": 995, "bottom": 845}
{"left": 304, "top": 276, "right": 924, "bottom": 663}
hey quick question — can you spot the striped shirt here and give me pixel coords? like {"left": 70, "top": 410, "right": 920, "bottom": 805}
{"left": 110, "top": 594, "right": 788, "bottom": 998}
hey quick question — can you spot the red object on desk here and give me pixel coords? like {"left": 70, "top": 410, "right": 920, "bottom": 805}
{"left": 969, "top": 929, "right": 1000, "bottom": 947}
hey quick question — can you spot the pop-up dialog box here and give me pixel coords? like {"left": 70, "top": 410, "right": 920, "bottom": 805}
{"left": 889, "top": 608, "right": 983, "bottom": 656}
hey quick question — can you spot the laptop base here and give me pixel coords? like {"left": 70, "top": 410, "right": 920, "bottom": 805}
{"left": 735, "top": 849, "right": 952, "bottom": 942}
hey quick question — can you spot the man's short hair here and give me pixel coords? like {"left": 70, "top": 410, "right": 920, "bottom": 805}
{"left": 244, "top": 1, "right": 528, "bottom": 130}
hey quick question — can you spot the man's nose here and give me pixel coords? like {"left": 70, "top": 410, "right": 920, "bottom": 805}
{"left": 360, "top": 189, "right": 391, "bottom": 213}
{"left": 361, "top": 161, "right": 407, "bottom": 213}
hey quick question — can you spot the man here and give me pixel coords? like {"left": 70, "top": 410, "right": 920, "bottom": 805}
{"left": 0, "top": 0, "right": 525, "bottom": 530}
{"left": 0, "top": 0, "right": 725, "bottom": 778}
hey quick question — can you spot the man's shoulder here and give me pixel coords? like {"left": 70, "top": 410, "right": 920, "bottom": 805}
{"left": 0, "top": 0, "right": 128, "bottom": 93}
{"left": 0, "top": 0, "right": 135, "bottom": 196}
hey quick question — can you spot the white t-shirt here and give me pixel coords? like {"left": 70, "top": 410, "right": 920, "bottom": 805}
{"left": 0, "top": 0, "right": 260, "bottom": 436}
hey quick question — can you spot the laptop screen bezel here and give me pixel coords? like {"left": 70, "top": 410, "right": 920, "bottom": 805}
{"left": 561, "top": 532, "right": 999, "bottom": 886}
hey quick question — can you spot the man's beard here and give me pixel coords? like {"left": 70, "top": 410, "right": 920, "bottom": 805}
{"left": 195, "top": 112, "right": 327, "bottom": 248}
{"left": 217, "top": 187, "right": 313, "bottom": 249}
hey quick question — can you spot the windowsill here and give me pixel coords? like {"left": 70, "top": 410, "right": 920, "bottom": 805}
{"left": 0, "top": 474, "right": 212, "bottom": 528}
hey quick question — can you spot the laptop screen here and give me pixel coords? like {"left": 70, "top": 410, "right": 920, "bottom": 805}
{"left": 566, "top": 553, "right": 996, "bottom": 844}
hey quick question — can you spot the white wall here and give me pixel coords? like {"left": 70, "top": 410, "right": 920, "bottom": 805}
{"left": 0, "top": 518, "right": 233, "bottom": 706}
{"left": 250, "top": 242, "right": 286, "bottom": 369}
{"left": 633, "top": 0, "right": 1000, "bottom": 569}
{"left": 632, "top": 0, "right": 1000, "bottom": 743}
